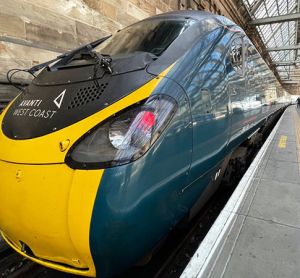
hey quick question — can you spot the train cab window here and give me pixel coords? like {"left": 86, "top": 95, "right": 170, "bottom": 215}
{"left": 95, "top": 18, "right": 196, "bottom": 57}
{"left": 230, "top": 37, "right": 244, "bottom": 76}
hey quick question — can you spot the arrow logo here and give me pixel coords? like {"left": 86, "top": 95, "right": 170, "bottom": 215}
{"left": 54, "top": 89, "right": 66, "bottom": 109}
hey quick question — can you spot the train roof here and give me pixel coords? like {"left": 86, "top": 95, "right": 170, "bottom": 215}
{"left": 142, "top": 10, "right": 237, "bottom": 27}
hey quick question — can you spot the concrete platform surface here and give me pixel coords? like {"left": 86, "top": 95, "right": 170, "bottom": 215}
{"left": 181, "top": 106, "right": 300, "bottom": 278}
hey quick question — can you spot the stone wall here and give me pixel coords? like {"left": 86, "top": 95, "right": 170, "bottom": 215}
{"left": 0, "top": 0, "right": 178, "bottom": 83}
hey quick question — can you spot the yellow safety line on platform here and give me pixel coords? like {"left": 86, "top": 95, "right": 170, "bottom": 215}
{"left": 293, "top": 108, "right": 300, "bottom": 165}
{"left": 278, "top": 135, "right": 287, "bottom": 148}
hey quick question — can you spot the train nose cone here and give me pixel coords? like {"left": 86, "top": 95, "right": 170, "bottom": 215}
{"left": 0, "top": 161, "right": 103, "bottom": 277}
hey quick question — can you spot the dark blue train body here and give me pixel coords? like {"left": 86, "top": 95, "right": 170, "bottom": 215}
{"left": 0, "top": 10, "right": 288, "bottom": 278}
{"left": 90, "top": 11, "right": 287, "bottom": 276}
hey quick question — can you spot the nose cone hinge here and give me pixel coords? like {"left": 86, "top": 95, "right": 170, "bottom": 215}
{"left": 59, "top": 140, "right": 70, "bottom": 152}
{"left": 16, "top": 170, "right": 22, "bottom": 181}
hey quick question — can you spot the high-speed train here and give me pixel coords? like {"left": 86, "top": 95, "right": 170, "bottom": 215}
{"left": 0, "top": 11, "right": 288, "bottom": 277}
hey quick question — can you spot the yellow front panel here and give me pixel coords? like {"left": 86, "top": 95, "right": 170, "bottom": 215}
{"left": 0, "top": 161, "right": 102, "bottom": 276}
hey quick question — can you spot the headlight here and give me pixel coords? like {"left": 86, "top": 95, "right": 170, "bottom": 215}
{"left": 66, "top": 95, "right": 177, "bottom": 169}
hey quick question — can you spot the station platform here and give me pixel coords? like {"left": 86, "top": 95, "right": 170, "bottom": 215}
{"left": 181, "top": 105, "right": 300, "bottom": 278}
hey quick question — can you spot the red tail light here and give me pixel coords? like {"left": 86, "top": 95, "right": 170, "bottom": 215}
{"left": 138, "top": 111, "right": 156, "bottom": 130}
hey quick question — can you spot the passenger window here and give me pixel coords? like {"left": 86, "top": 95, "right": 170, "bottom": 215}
{"left": 230, "top": 37, "right": 244, "bottom": 76}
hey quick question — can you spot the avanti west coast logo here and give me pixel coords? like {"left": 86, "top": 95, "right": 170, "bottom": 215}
{"left": 53, "top": 89, "right": 66, "bottom": 109}
{"left": 12, "top": 89, "right": 66, "bottom": 119}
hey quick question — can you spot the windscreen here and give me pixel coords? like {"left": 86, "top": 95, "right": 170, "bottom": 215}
{"left": 95, "top": 18, "right": 195, "bottom": 57}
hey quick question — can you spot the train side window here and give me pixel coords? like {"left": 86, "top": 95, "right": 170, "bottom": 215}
{"left": 230, "top": 37, "right": 244, "bottom": 76}
{"left": 247, "top": 43, "right": 256, "bottom": 70}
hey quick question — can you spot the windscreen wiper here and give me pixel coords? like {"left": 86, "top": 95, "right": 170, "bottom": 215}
{"left": 6, "top": 35, "right": 111, "bottom": 91}
{"left": 29, "top": 35, "right": 112, "bottom": 74}
{"left": 90, "top": 51, "right": 113, "bottom": 74}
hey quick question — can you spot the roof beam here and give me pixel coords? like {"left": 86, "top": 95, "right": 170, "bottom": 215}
{"left": 277, "top": 70, "right": 300, "bottom": 72}
{"left": 266, "top": 45, "right": 300, "bottom": 51}
{"left": 273, "top": 60, "right": 300, "bottom": 65}
{"left": 249, "top": 0, "right": 264, "bottom": 16}
{"left": 278, "top": 73, "right": 300, "bottom": 76}
{"left": 282, "top": 80, "right": 300, "bottom": 84}
{"left": 250, "top": 13, "right": 300, "bottom": 26}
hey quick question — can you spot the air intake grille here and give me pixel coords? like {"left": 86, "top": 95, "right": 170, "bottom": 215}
{"left": 68, "top": 83, "right": 108, "bottom": 109}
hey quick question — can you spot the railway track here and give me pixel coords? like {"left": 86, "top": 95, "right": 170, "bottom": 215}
{"left": 0, "top": 241, "right": 33, "bottom": 278}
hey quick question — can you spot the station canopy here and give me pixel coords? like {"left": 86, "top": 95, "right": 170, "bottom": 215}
{"left": 243, "top": 0, "right": 300, "bottom": 87}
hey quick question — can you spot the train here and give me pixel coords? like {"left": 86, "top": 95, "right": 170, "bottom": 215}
{"left": 0, "top": 10, "right": 289, "bottom": 277}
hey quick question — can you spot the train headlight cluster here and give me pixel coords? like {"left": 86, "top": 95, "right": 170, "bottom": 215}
{"left": 66, "top": 95, "right": 177, "bottom": 169}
